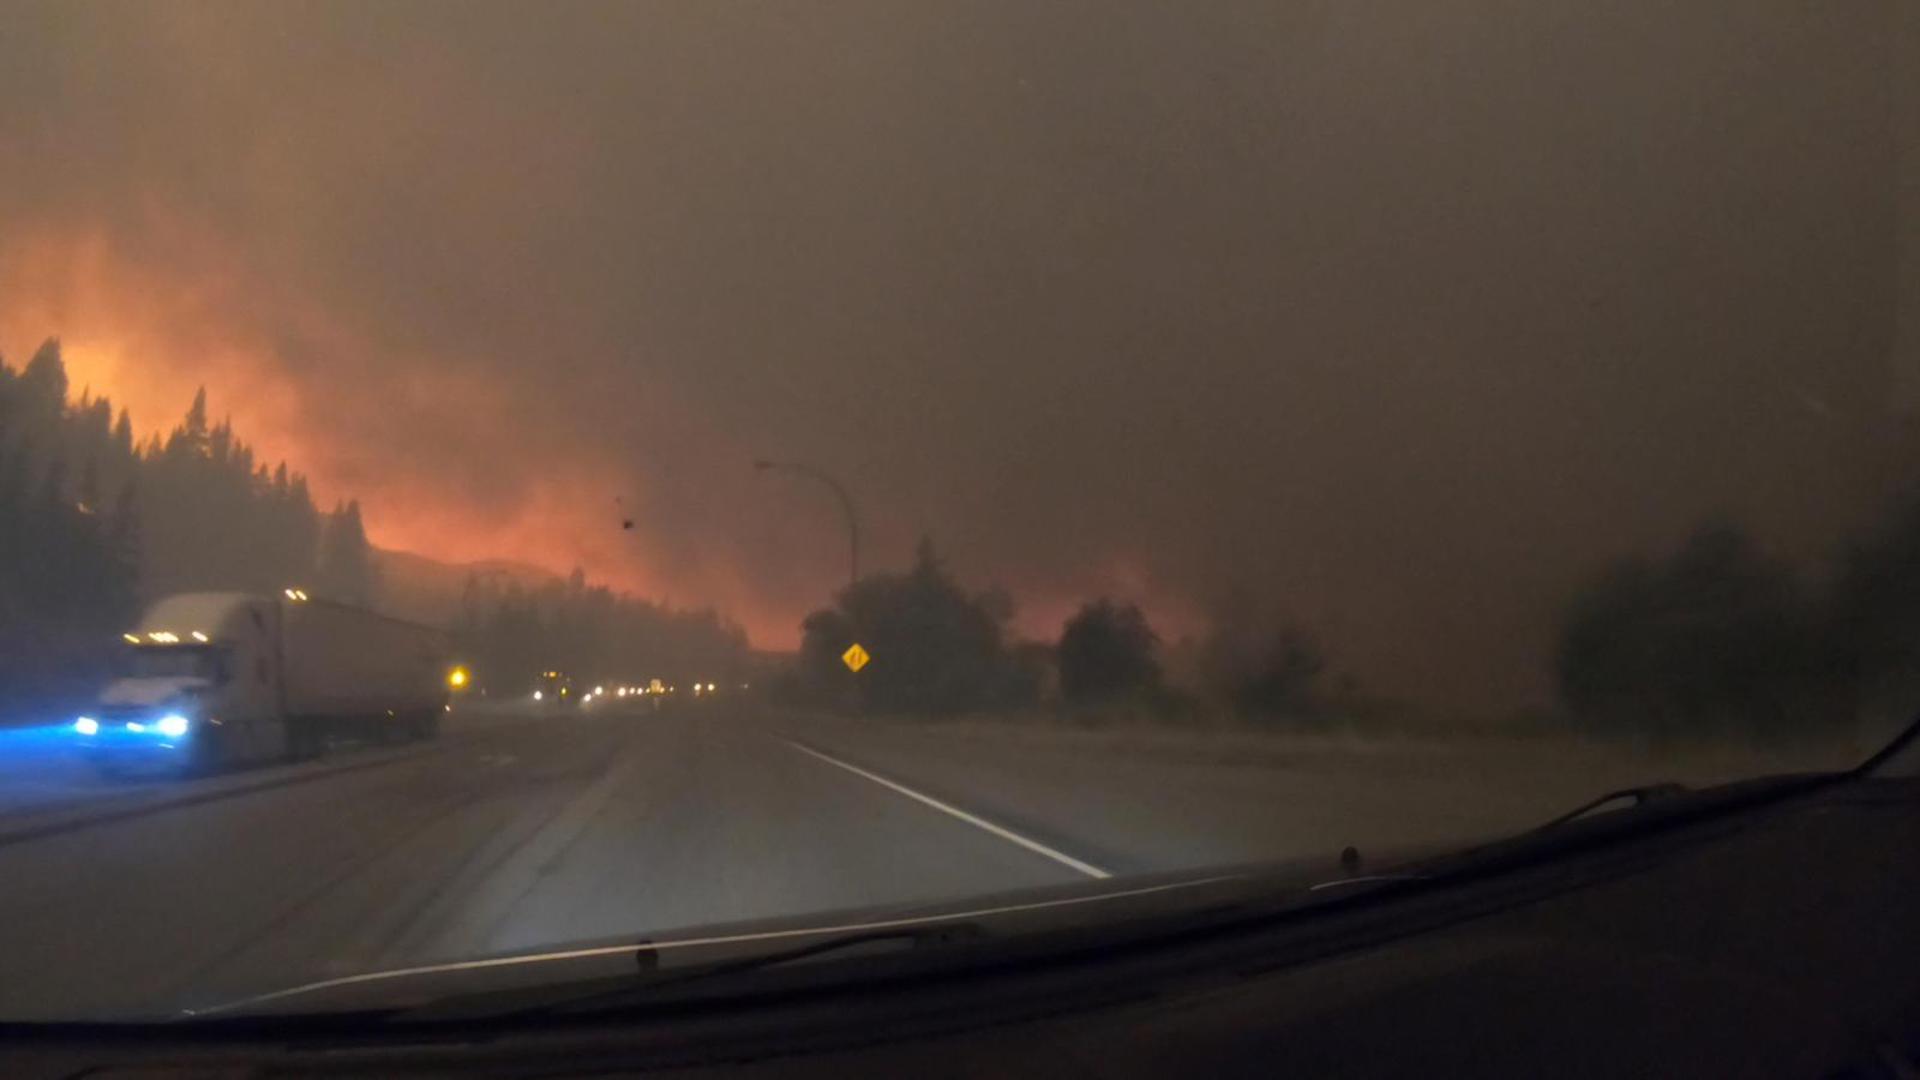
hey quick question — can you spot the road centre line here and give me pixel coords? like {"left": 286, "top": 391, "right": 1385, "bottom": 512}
{"left": 782, "top": 739, "right": 1112, "bottom": 880}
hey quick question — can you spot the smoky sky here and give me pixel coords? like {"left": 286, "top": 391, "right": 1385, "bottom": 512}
{"left": 0, "top": 1, "right": 1910, "bottom": 708}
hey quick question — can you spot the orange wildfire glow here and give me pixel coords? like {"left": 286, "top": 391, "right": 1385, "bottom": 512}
{"left": 1, "top": 226, "right": 1200, "bottom": 652}
{"left": 0, "top": 223, "right": 803, "bottom": 644}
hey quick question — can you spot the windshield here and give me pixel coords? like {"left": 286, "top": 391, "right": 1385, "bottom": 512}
{"left": 112, "top": 646, "right": 225, "bottom": 682}
{"left": 0, "top": 0, "right": 1912, "bottom": 1024}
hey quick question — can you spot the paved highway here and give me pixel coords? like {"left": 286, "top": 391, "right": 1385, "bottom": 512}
{"left": 0, "top": 702, "right": 1864, "bottom": 1021}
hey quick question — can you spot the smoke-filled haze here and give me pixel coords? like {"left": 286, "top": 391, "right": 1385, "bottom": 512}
{"left": 1, "top": 1, "right": 1909, "bottom": 707}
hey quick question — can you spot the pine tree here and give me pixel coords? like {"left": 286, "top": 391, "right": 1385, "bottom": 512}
{"left": 317, "top": 499, "right": 378, "bottom": 606}
{"left": 20, "top": 339, "right": 67, "bottom": 419}
{"left": 112, "top": 409, "right": 134, "bottom": 460}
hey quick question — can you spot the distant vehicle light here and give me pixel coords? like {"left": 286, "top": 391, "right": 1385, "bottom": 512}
{"left": 121, "top": 633, "right": 140, "bottom": 644}
{"left": 157, "top": 714, "right": 190, "bottom": 738}
{"left": 594, "top": 686, "right": 605, "bottom": 695}
{"left": 73, "top": 717, "right": 99, "bottom": 736}
{"left": 533, "top": 690, "right": 544, "bottom": 701}
{"left": 126, "top": 721, "right": 146, "bottom": 733}
{"left": 190, "top": 631, "right": 209, "bottom": 643}
{"left": 448, "top": 666, "right": 470, "bottom": 689}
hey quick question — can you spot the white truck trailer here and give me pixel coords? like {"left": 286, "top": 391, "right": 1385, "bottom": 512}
{"left": 72, "top": 591, "right": 451, "bottom": 774}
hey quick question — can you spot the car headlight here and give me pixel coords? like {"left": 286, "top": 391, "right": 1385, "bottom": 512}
{"left": 73, "top": 717, "right": 99, "bottom": 736}
{"left": 157, "top": 714, "right": 190, "bottom": 738}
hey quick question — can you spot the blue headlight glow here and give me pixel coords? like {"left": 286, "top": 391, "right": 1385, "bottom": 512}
{"left": 73, "top": 717, "right": 99, "bottom": 736}
{"left": 157, "top": 714, "right": 190, "bottom": 738}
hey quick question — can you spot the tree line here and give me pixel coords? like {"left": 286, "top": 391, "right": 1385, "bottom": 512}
{"left": 453, "top": 568, "right": 749, "bottom": 697}
{"left": 788, "top": 503, "right": 1920, "bottom": 740}
{"left": 1556, "top": 499, "right": 1920, "bottom": 741}
{"left": 784, "top": 538, "right": 1331, "bottom": 719}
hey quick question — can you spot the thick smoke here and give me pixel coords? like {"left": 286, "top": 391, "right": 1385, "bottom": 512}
{"left": 0, "top": 1, "right": 1905, "bottom": 707}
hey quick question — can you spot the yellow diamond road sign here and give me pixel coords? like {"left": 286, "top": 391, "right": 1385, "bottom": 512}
{"left": 842, "top": 643, "right": 870, "bottom": 673}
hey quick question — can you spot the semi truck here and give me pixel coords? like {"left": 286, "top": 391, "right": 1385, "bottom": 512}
{"left": 73, "top": 591, "right": 452, "bottom": 775}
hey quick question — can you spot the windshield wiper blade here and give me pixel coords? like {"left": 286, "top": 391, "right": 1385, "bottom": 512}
{"left": 1534, "top": 782, "right": 1689, "bottom": 831}
{"left": 402, "top": 922, "right": 990, "bottom": 1022}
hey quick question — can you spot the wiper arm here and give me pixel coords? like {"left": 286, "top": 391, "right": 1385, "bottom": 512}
{"left": 635, "top": 922, "right": 988, "bottom": 991}
{"left": 1534, "top": 782, "right": 1689, "bottom": 831}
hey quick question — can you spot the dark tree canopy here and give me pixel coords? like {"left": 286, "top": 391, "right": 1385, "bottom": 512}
{"left": 318, "top": 499, "right": 378, "bottom": 606}
{"left": 0, "top": 342, "right": 150, "bottom": 707}
{"left": 1556, "top": 523, "right": 1845, "bottom": 738}
{"left": 795, "top": 538, "right": 1023, "bottom": 714}
{"left": 1058, "top": 599, "right": 1160, "bottom": 703}
{"left": 1830, "top": 492, "right": 1920, "bottom": 721}
{"left": 1220, "top": 628, "right": 1326, "bottom": 718}
{"left": 1195, "top": 593, "right": 1329, "bottom": 721}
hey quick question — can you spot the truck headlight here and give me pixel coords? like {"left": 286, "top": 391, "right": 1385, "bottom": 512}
{"left": 74, "top": 717, "right": 99, "bottom": 736}
{"left": 157, "top": 714, "right": 190, "bottom": 738}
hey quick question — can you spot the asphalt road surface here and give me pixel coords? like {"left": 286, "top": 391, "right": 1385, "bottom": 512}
{"left": 0, "top": 702, "right": 1863, "bottom": 1021}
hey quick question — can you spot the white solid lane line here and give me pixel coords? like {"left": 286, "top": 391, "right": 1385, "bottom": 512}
{"left": 783, "top": 739, "right": 1112, "bottom": 880}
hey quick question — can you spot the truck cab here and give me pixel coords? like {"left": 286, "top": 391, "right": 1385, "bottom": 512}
{"left": 78, "top": 593, "right": 288, "bottom": 775}
{"left": 75, "top": 592, "right": 448, "bottom": 777}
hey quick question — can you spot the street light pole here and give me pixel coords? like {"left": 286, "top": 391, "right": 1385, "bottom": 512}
{"left": 753, "top": 458, "right": 860, "bottom": 588}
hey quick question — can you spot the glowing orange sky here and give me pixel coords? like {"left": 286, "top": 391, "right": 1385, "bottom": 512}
{"left": 0, "top": 222, "right": 1172, "bottom": 652}
{"left": 0, "top": 223, "right": 779, "bottom": 634}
